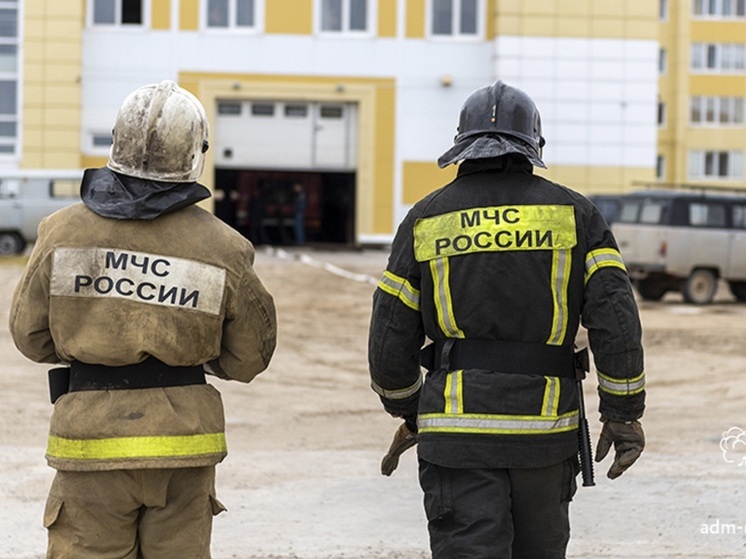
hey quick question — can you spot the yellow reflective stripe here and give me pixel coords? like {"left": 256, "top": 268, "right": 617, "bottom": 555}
{"left": 413, "top": 205, "right": 577, "bottom": 261}
{"left": 418, "top": 410, "right": 579, "bottom": 435}
{"left": 597, "top": 370, "right": 646, "bottom": 396}
{"left": 46, "top": 433, "right": 227, "bottom": 461}
{"left": 430, "top": 258, "right": 465, "bottom": 338}
{"left": 585, "top": 248, "right": 626, "bottom": 284}
{"left": 378, "top": 270, "right": 421, "bottom": 311}
{"left": 371, "top": 375, "right": 423, "bottom": 400}
{"left": 444, "top": 370, "right": 464, "bottom": 414}
{"left": 547, "top": 249, "right": 571, "bottom": 346}
{"left": 541, "top": 376, "right": 561, "bottom": 416}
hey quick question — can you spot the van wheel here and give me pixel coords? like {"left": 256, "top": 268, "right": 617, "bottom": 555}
{"left": 728, "top": 281, "right": 746, "bottom": 302}
{"left": 0, "top": 232, "right": 25, "bottom": 255}
{"left": 682, "top": 269, "right": 718, "bottom": 304}
{"left": 635, "top": 279, "right": 667, "bottom": 301}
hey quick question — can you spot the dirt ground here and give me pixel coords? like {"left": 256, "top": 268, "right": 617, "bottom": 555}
{"left": 2, "top": 246, "right": 746, "bottom": 559}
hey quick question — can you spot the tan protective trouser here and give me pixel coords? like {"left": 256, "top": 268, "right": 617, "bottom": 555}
{"left": 44, "top": 466, "right": 225, "bottom": 559}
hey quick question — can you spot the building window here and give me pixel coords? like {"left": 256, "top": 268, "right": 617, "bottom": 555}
{"left": 91, "top": 133, "right": 113, "bottom": 148}
{"left": 431, "top": 0, "right": 480, "bottom": 37}
{"left": 251, "top": 103, "right": 274, "bottom": 116}
{"left": 693, "top": 0, "right": 746, "bottom": 17}
{"left": 691, "top": 43, "right": 746, "bottom": 72}
{"left": 207, "top": 0, "right": 257, "bottom": 29}
{"left": 92, "top": 0, "right": 143, "bottom": 25}
{"left": 217, "top": 101, "right": 242, "bottom": 115}
{"left": 320, "top": 105, "right": 344, "bottom": 119}
{"left": 320, "top": 0, "right": 369, "bottom": 33}
{"left": 658, "top": 102, "right": 666, "bottom": 127}
{"left": 660, "top": 0, "right": 668, "bottom": 20}
{"left": 688, "top": 149, "right": 744, "bottom": 179}
{"left": 0, "top": 1, "right": 18, "bottom": 158}
{"left": 690, "top": 96, "right": 745, "bottom": 125}
{"left": 284, "top": 104, "right": 308, "bottom": 118}
{"left": 659, "top": 48, "right": 667, "bottom": 74}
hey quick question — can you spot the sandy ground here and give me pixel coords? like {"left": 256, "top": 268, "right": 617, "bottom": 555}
{"left": 2, "top": 246, "right": 746, "bottom": 558}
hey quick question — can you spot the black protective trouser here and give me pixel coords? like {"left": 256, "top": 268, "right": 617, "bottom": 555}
{"left": 419, "top": 457, "right": 579, "bottom": 559}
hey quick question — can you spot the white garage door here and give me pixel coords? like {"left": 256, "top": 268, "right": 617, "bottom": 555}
{"left": 214, "top": 100, "right": 358, "bottom": 171}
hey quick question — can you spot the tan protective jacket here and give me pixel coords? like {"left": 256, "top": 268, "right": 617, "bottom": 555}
{"left": 10, "top": 202, "right": 277, "bottom": 471}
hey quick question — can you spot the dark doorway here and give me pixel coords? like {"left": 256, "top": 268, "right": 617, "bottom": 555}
{"left": 213, "top": 169, "right": 356, "bottom": 246}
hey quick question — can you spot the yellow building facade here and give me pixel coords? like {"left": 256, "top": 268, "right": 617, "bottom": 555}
{"left": 9, "top": 0, "right": 665, "bottom": 244}
{"left": 659, "top": 0, "right": 746, "bottom": 192}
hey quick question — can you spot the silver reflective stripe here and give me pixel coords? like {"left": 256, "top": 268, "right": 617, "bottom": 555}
{"left": 597, "top": 371, "right": 645, "bottom": 396}
{"left": 585, "top": 248, "right": 626, "bottom": 284}
{"left": 547, "top": 249, "right": 571, "bottom": 345}
{"left": 430, "top": 257, "right": 464, "bottom": 338}
{"left": 377, "top": 271, "right": 421, "bottom": 311}
{"left": 371, "top": 375, "right": 423, "bottom": 400}
{"left": 418, "top": 411, "right": 579, "bottom": 435}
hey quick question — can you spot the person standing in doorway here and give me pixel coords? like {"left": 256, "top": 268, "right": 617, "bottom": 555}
{"left": 293, "top": 182, "right": 307, "bottom": 246}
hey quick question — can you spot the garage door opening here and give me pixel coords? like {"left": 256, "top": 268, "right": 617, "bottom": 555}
{"left": 214, "top": 169, "right": 356, "bottom": 247}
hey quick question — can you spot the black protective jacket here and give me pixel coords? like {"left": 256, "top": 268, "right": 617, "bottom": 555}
{"left": 368, "top": 157, "right": 645, "bottom": 469}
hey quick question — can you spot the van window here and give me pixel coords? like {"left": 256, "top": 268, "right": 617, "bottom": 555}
{"left": 640, "top": 200, "right": 667, "bottom": 224}
{"left": 0, "top": 178, "right": 19, "bottom": 198}
{"left": 689, "top": 202, "right": 726, "bottom": 227}
{"left": 733, "top": 205, "right": 746, "bottom": 228}
{"left": 618, "top": 201, "right": 641, "bottom": 223}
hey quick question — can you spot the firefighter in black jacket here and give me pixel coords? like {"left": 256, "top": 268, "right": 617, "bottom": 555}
{"left": 368, "top": 80, "right": 645, "bottom": 559}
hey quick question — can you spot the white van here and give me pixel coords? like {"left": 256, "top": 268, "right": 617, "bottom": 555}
{"left": 0, "top": 170, "right": 82, "bottom": 255}
{"left": 612, "top": 189, "right": 746, "bottom": 304}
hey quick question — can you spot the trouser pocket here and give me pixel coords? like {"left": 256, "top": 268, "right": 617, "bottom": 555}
{"left": 43, "top": 495, "right": 64, "bottom": 529}
{"left": 561, "top": 455, "right": 580, "bottom": 503}
{"left": 418, "top": 459, "right": 454, "bottom": 522}
{"left": 209, "top": 494, "right": 227, "bottom": 516}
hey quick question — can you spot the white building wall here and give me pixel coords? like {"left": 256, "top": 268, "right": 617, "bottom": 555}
{"left": 79, "top": 27, "right": 498, "bottom": 229}
{"left": 77, "top": 28, "right": 658, "bottom": 236}
{"left": 494, "top": 36, "right": 659, "bottom": 171}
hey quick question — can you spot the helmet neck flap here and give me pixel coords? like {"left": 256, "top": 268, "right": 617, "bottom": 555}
{"left": 81, "top": 167, "right": 211, "bottom": 220}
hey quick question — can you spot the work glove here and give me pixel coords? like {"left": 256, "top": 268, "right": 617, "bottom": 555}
{"left": 595, "top": 417, "right": 645, "bottom": 480}
{"left": 380, "top": 421, "right": 418, "bottom": 476}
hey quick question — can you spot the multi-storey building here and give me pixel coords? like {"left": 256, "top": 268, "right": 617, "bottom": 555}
{"left": 5, "top": 0, "right": 660, "bottom": 245}
{"left": 658, "top": 0, "right": 746, "bottom": 191}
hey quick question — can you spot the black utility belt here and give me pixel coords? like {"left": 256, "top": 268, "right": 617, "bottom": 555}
{"left": 48, "top": 357, "right": 206, "bottom": 404}
{"left": 420, "top": 338, "right": 589, "bottom": 380}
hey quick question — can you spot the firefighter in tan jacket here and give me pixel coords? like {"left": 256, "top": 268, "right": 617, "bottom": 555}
{"left": 9, "top": 80, "right": 277, "bottom": 558}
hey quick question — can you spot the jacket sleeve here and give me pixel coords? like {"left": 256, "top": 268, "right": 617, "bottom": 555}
{"left": 580, "top": 207, "right": 645, "bottom": 422}
{"left": 9, "top": 218, "right": 58, "bottom": 364}
{"left": 368, "top": 212, "right": 425, "bottom": 419}
{"left": 207, "top": 247, "right": 277, "bottom": 383}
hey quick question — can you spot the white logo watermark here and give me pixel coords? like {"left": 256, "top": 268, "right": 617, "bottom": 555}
{"left": 720, "top": 427, "right": 746, "bottom": 468}
{"left": 701, "top": 519, "right": 746, "bottom": 535}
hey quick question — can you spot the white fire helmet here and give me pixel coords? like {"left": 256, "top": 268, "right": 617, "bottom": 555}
{"left": 107, "top": 80, "right": 209, "bottom": 183}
